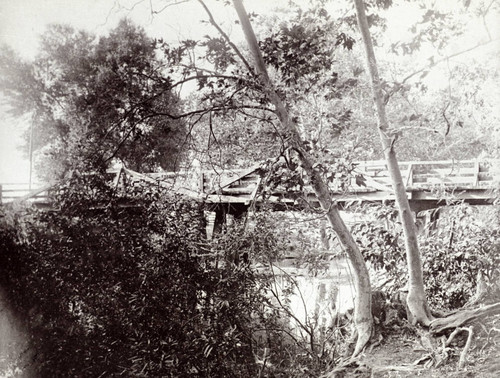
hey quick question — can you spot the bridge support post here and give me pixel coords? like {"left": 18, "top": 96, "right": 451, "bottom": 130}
{"left": 213, "top": 206, "right": 226, "bottom": 235}
{"left": 211, "top": 203, "right": 249, "bottom": 236}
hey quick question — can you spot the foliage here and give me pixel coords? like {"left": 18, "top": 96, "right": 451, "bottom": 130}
{"left": 259, "top": 5, "right": 353, "bottom": 86}
{"left": 351, "top": 203, "right": 500, "bottom": 309}
{"left": 0, "top": 19, "right": 187, "bottom": 178}
{"left": 0, "top": 179, "right": 265, "bottom": 377}
{"left": 1, "top": 1, "right": 499, "bottom": 373}
{"left": 259, "top": 152, "right": 364, "bottom": 210}
{"left": 420, "top": 205, "right": 500, "bottom": 309}
{"left": 154, "top": 3, "right": 370, "bottom": 172}
{"left": 351, "top": 204, "right": 406, "bottom": 295}
{"left": 234, "top": 211, "right": 355, "bottom": 377}
{"left": 1, "top": 175, "right": 360, "bottom": 377}
{"left": 187, "top": 108, "right": 283, "bottom": 169}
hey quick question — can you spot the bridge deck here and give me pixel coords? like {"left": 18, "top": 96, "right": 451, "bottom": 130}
{"left": 199, "top": 159, "right": 499, "bottom": 206}
{"left": 1, "top": 159, "right": 498, "bottom": 207}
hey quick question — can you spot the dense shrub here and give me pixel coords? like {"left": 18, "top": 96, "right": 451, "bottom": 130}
{"left": 351, "top": 203, "right": 500, "bottom": 310}
{"left": 420, "top": 205, "right": 500, "bottom": 309}
{"left": 3, "top": 175, "right": 431, "bottom": 376}
{"left": 351, "top": 204, "right": 406, "bottom": 295}
{"left": 0, "top": 177, "right": 264, "bottom": 377}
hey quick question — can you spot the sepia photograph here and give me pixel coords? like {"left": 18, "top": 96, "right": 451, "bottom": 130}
{"left": 1, "top": 0, "right": 499, "bottom": 376}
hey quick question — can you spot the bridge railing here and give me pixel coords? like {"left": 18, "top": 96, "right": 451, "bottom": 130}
{"left": 1, "top": 159, "right": 498, "bottom": 205}
{"left": 355, "top": 160, "right": 497, "bottom": 189}
{"left": 0, "top": 183, "right": 50, "bottom": 204}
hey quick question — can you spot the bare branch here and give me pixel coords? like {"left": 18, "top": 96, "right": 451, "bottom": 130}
{"left": 383, "top": 36, "right": 499, "bottom": 105}
{"left": 392, "top": 125, "right": 444, "bottom": 136}
{"left": 151, "top": 0, "right": 191, "bottom": 15}
{"left": 197, "top": 0, "right": 254, "bottom": 75}
{"left": 401, "top": 38, "right": 499, "bottom": 85}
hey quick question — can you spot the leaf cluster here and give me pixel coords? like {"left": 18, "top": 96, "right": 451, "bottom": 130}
{"left": 351, "top": 204, "right": 406, "bottom": 293}
{"left": 351, "top": 203, "right": 500, "bottom": 309}
{"left": 0, "top": 19, "right": 187, "bottom": 179}
{"left": 420, "top": 205, "right": 500, "bottom": 309}
{"left": 259, "top": 6, "right": 353, "bottom": 87}
{"left": 0, "top": 181, "right": 268, "bottom": 377}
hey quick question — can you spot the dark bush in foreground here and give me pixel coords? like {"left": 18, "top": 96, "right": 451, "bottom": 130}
{"left": 0, "top": 181, "right": 262, "bottom": 377}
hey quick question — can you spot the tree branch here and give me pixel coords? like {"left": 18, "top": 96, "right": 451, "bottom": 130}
{"left": 385, "top": 37, "right": 499, "bottom": 104}
{"left": 197, "top": 0, "right": 254, "bottom": 75}
{"left": 170, "top": 74, "right": 241, "bottom": 89}
{"left": 150, "top": 0, "right": 191, "bottom": 15}
{"left": 401, "top": 38, "right": 499, "bottom": 85}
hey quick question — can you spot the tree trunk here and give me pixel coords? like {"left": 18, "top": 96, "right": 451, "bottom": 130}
{"left": 232, "top": 0, "right": 373, "bottom": 355}
{"left": 353, "top": 0, "right": 433, "bottom": 325}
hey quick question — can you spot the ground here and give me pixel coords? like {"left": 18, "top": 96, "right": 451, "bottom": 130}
{"left": 338, "top": 315, "right": 500, "bottom": 377}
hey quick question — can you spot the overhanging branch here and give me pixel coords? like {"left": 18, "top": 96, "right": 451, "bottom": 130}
{"left": 197, "top": 0, "right": 255, "bottom": 75}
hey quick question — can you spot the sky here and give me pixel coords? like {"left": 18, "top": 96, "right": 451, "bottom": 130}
{"left": 0, "top": 0, "right": 498, "bottom": 185}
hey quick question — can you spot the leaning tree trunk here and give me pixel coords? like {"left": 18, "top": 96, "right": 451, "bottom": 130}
{"left": 232, "top": 0, "right": 373, "bottom": 355}
{"left": 353, "top": 0, "right": 433, "bottom": 325}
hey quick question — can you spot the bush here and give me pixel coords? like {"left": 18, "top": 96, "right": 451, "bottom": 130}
{"left": 351, "top": 203, "right": 500, "bottom": 310}
{"left": 1, "top": 174, "right": 380, "bottom": 377}
{"left": 0, "top": 176, "right": 263, "bottom": 377}
{"left": 420, "top": 205, "right": 500, "bottom": 309}
{"left": 351, "top": 204, "right": 406, "bottom": 296}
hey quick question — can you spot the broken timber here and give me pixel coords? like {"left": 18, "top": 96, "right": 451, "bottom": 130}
{"left": 1, "top": 159, "right": 499, "bottom": 215}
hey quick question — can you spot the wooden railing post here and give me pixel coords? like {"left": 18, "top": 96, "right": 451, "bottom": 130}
{"left": 199, "top": 172, "right": 204, "bottom": 193}
{"left": 406, "top": 164, "right": 413, "bottom": 188}
{"left": 474, "top": 161, "right": 480, "bottom": 187}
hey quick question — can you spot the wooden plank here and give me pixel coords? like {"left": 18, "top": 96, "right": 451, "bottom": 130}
{"left": 410, "top": 159, "right": 477, "bottom": 166}
{"left": 330, "top": 192, "right": 396, "bottom": 201}
{"left": 207, "top": 164, "right": 261, "bottom": 194}
{"left": 412, "top": 175, "right": 477, "bottom": 184}
{"left": 411, "top": 189, "right": 492, "bottom": 201}
{"left": 1, "top": 188, "right": 34, "bottom": 193}
{"left": 246, "top": 177, "right": 262, "bottom": 205}
{"left": 221, "top": 187, "right": 254, "bottom": 194}
{"left": 474, "top": 161, "right": 480, "bottom": 187}
{"left": 0, "top": 182, "right": 37, "bottom": 186}
{"left": 406, "top": 164, "right": 413, "bottom": 187}
{"left": 205, "top": 194, "right": 250, "bottom": 203}
{"left": 113, "top": 167, "right": 123, "bottom": 188}
{"left": 411, "top": 169, "right": 477, "bottom": 177}
{"left": 13, "top": 183, "right": 54, "bottom": 204}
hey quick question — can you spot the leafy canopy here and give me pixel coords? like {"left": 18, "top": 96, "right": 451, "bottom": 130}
{"left": 0, "top": 19, "right": 187, "bottom": 179}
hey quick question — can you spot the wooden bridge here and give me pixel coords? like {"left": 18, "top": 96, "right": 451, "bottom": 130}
{"left": 1, "top": 160, "right": 498, "bottom": 217}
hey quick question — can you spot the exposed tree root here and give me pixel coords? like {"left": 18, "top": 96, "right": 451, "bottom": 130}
{"left": 430, "top": 302, "right": 500, "bottom": 334}
{"left": 445, "top": 326, "right": 474, "bottom": 370}
{"left": 320, "top": 359, "right": 362, "bottom": 378}
{"left": 407, "top": 289, "right": 434, "bottom": 326}
{"left": 368, "top": 333, "right": 384, "bottom": 353}
{"left": 413, "top": 325, "right": 475, "bottom": 370}
{"left": 372, "top": 364, "right": 425, "bottom": 374}
{"left": 411, "top": 303, "right": 500, "bottom": 370}
{"left": 479, "top": 325, "right": 500, "bottom": 353}
{"left": 412, "top": 328, "right": 449, "bottom": 369}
